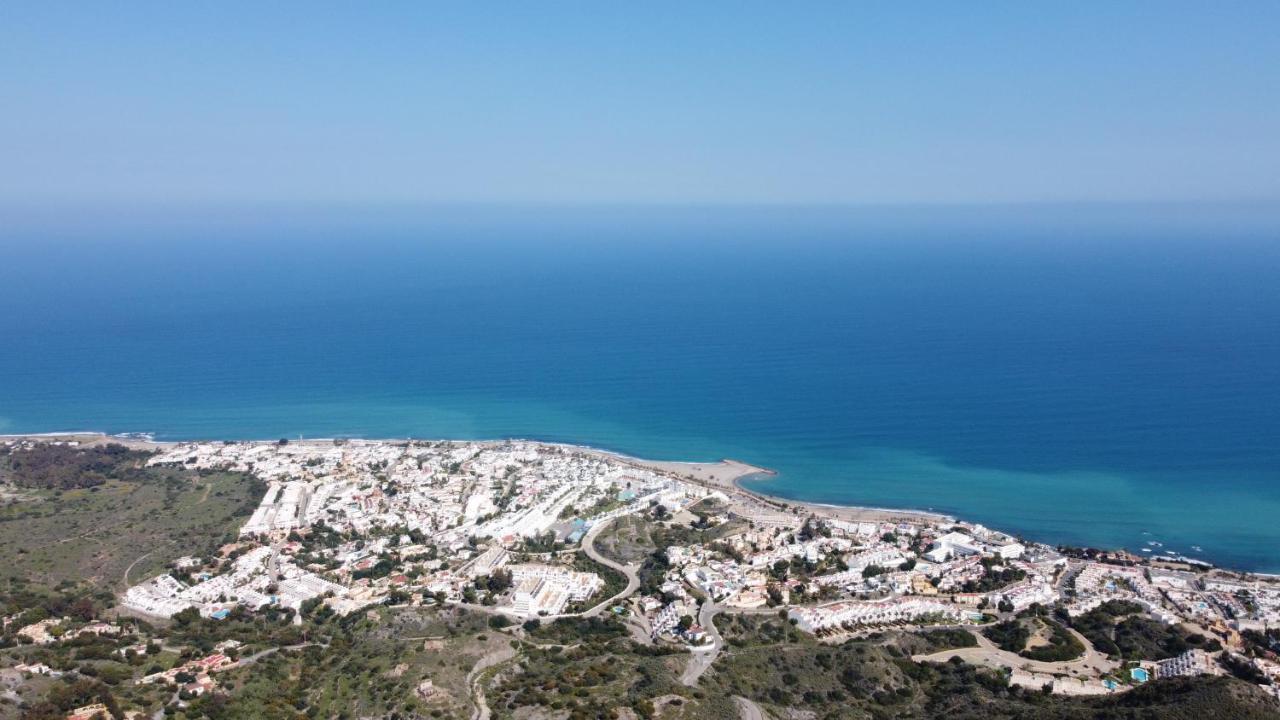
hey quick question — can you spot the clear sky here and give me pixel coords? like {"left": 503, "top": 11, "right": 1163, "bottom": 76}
{"left": 2, "top": 2, "right": 1278, "bottom": 207}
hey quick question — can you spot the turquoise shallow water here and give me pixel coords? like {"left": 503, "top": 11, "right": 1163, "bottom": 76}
{"left": 2, "top": 207, "right": 1278, "bottom": 570}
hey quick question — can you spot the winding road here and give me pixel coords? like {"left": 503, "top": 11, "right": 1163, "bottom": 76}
{"left": 468, "top": 645, "right": 517, "bottom": 720}
{"left": 681, "top": 600, "right": 724, "bottom": 686}
{"left": 577, "top": 518, "right": 641, "bottom": 618}
{"left": 460, "top": 519, "right": 643, "bottom": 720}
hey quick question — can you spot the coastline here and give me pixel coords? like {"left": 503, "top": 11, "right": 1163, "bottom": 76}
{"left": 0, "top": 431, "right": 174, "bottom": 451}
{"left": 0, "top": 431, "right": 957, "bottom": 527}
{"left": 9, "top": 431, "right": 1273, "bottom": 578}
{"left": 7, "top": 431, "right": 1264, "bottom": 577}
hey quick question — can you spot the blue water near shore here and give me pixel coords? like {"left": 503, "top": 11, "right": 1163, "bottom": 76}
{"left": 2, "top": 206, "right": 1278, "bottom": 570}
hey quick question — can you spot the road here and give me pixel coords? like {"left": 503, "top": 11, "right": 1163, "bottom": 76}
{"left": 1055, "top": 559, "right": 1083, "bottom": 597}
{"left": 468, "top": 644, "right": 517, "bottom": 720}
{"left": 122, "top": 551, "right": 153, "bottom": 588}
{"left": 577, "top": 518, "right": 641, "bottom": 618}
{"left": 444, "top": 516, "right": 643, "bottom": 622}
{"left": 681, "top": 600, "right": 723, "bottom": 686}
{"left": 268, "top": 542, "right": 282, "bottom": 584}
{"left": 734, "top": 696, "right": 768, "bottom": 720}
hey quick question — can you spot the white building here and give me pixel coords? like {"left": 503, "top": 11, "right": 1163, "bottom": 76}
{"left": 926, "top": 532, "right": 982, "bottom": 562}
{"left": 788, "top": 598, "right": 965, "bottom": 633}
{"left": 1155, "top": 649, "right": 1216, "bottom": 679}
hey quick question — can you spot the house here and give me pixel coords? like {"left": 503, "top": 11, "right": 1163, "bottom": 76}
{"left": 911, "top": 575, "right": 940, "bottom": 596}
{"left": 1155, "top": 649, "right": 1216, "bottom": 678}
{"left": 66, "top": 704, "right": 110, "bottom": 720}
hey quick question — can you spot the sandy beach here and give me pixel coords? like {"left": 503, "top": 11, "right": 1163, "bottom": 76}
{"left": 583, "top": 447, "right": 950, "bottom": 525}
{"left": 0, "top": 432, "right": 174, "bottom": 452}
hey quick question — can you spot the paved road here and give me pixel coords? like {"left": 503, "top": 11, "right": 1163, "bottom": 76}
{"left": 681, "top": 600, "right": 723, "bottom": 686}
{"left": 443, "top": 516, "right": 642, "bottom": 622}
{"left": 268, "top": 542, "right": 282, "bottom": 584}
{"left": 1055, "top": 559, "right": 1083, "bottom": 597}
{"left": 234, "top": 641, "right": 327, "bottom": 667}
{"left": 578, "top": 518, "right": 641, "bottom": 618}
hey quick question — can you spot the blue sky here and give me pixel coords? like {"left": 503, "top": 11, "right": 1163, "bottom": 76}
{"left": 2, "top": 2, "right": 1278, "bottom": 206}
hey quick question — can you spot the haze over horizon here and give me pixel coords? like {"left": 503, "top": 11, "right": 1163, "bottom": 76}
{"left": 3, "top": 2, "right": 1279, "bottom": 209}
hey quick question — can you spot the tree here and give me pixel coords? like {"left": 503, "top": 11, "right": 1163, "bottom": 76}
{"left": 70, "top": 597, "right": 96, "bottom": 622}
{"left": 486, "top": 568, "right": 513, "bottom": 593}
{"left": 172, "top": 607, "right": 200, "bottom": 627}
{"left": 678, "top": 615, "right": 694, "bottom": 631}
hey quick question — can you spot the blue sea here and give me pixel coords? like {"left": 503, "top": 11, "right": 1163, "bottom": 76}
{"left": 2, "top": 205, "right": 1278, "bottom": 571}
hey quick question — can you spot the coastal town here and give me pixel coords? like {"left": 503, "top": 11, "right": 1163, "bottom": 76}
{"left": 118, "top": 439, "right": 1280, "bottom": 697}
{"left": 4, "top": 435, "right": 1280, "bottom": 718}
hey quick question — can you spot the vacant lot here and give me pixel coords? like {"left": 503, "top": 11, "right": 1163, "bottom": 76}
{"left": 206, "top": 606, "right": 511, "bottom": 719}
{"left": 594, "top": 511, "right": 747, "bottom": 567}
{"left": 0, "top": 462, "right": 262, "bottom": 589}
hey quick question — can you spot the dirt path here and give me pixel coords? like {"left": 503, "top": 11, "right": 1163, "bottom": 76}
{"left": 734, "top": 696, "right": 769, "bottom": 720}
{"left": 624, "top": 616, "right": 652, "bottom": 645}
{"left": 912, "top": 625, "right": 1117, "bottom": 677}
{"left": 122, "top": 551, "right": 153, "bottom": 588}
{"left": 468, "top": 645, "right": 517, "bottom": 720}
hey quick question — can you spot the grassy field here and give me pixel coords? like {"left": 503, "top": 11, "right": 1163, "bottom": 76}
{"left": 591, "top": 515, "right": 657, "bottom": 566}
{"left": 592, "top": 512, "right": 747, "bottom": 567}
{"left": 0, "top": 464, "right": 263, "bottom": 590}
